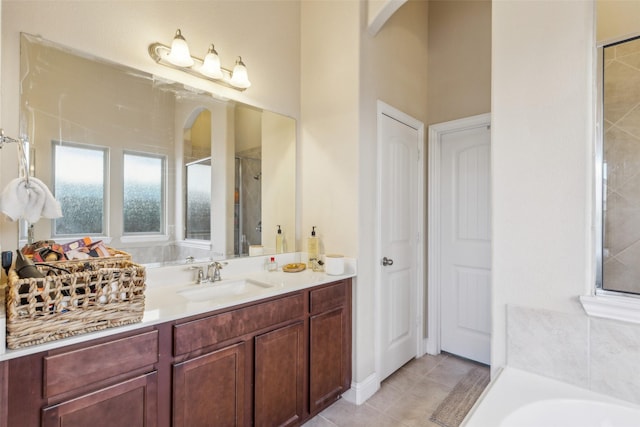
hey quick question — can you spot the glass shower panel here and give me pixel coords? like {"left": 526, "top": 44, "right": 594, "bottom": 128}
{"left": 234, "top": 157, "right": 262, "bottom": 255}
{"left": 185, "top": 159, "right": 211, "bottom": 240}
{"left": 602, "top": 36, "right": 640, "bottom": 294}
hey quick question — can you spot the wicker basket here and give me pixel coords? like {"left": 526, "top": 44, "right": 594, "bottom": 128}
{"left": 31, "top": 246, "right": 132, "bottom": 266}
{"left": 6, "top": 258, "right": 146, "bottom": 349}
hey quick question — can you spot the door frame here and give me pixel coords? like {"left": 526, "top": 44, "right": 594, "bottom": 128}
{"left": 375, "top": 100, "right": 426, "bottom": 381}
{"left": 426, "top": 113, "right": 491, "bottom": 356}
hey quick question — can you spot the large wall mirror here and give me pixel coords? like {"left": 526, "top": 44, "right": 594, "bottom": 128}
{"left": 19, "top": 33, "right": 296, "bottom": 265}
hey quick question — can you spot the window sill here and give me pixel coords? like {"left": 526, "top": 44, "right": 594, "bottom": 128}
{"left": 580, "top": 293, "right": 640, "bottom": 325}
{"left": 177, "top": 240, "right": 212, "bottom": 250}
{"left": 119, "top": 234, "right": 169, "bottom": 244}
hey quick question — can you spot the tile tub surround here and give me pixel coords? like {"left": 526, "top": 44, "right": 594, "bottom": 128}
{"left": 507, "top": 304, "right": 640, "bottom": 405}
{"left": 590, "top": 316, "right": 640, "bottom": 403}
{"left": 0, "top": 253, "right": 357, "bottom": 362}
{"left": 506, "top": 305, "right": 589, "bottom": 388}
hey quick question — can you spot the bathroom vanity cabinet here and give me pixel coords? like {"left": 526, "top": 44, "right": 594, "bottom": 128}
{"left": 7, "top": 328, "right": 160, "bottom": 427}
{"left": 3, "top": 278, "right": 352, "bottom": 427}
{"left": 0, "top": 360, "right": 7, "bottom": 427}
{"left": 309, "top": 281, "right": 351, "bottom": 413}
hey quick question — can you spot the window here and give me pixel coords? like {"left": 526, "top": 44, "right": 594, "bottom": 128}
{"left": 53, "top": 142, "right": 107, "bottom": 236}
{"left": 123, "top": 152, "right": 165, "bottom": 234}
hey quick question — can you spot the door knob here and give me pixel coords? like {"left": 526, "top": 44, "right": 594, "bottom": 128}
{"left": 382, "top": 257, "right": 394, "bottom": 266}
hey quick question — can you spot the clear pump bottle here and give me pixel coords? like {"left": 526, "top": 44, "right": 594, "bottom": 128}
{"left": 307, "top": 226, "right": 319, "bottom": 268}
{"left": 276, "top": 225, "right": 284, "bottom": 254}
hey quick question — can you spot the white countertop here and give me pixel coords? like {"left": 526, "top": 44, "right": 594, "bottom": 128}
{"left": 0, "top": 253, "right": 356, "bottom": 362}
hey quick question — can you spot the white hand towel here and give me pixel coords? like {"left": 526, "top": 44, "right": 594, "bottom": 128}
{"left": 32, "top": 178, "right": 62, "bottom": 220}
{"left": 0, "top": 177, "right": 62, "bottom": 223}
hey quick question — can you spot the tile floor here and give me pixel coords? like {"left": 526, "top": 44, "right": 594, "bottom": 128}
{"left": 303, "top": 352, "right": 489, "bottom": 427}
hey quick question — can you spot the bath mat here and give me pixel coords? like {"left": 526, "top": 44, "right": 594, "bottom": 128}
{"left": 429, "top": 366, "right": 490, "bottom": 427}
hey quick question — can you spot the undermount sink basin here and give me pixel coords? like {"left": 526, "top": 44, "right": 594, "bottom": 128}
{"left": 177, "top": 278, "right": 274, "bottom": 301}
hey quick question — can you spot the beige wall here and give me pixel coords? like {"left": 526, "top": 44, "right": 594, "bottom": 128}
{"left": 300, "top": 1, "right": 360, "bottom": 259}
{"left": 597, "top": 0, "right": 640, "bottom": 42}
{"left": 427, "top": 0, "right": 491, "bottom": 126}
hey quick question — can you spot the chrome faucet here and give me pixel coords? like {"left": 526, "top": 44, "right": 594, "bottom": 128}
{"left": 207, "top": 261, "right": 226, "bottom": 282}
{"left": 189, "top": 265, "right": 205, "bottom": 284}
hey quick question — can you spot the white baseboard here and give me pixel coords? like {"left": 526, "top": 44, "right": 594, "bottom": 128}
{"left": 341, "top": 372, "right": 380, "bottom": 405}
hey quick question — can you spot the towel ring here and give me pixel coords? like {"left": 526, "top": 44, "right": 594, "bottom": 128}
{"left": 0, "top": 128, "right": 31, "bottom": 187}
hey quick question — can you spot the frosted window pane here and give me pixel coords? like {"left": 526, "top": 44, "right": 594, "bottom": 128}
{"left": 54, "top": 144, "right": 105, "bottom": 235}
{"left": 124, "top": 153, "right": 164, "bottom": 234}
{"left": 186, "top": 162, "right": 211, "bottom": 240}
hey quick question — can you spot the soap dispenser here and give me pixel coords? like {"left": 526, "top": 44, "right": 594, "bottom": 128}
{"left": 307, "top": 226, "right": 319, "bottom": 268}
{"left": 276, "top": 225, "right": 284, "bottom": 254}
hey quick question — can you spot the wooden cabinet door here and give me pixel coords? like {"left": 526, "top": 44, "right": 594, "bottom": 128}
{"left": 309, "top": 307, "right": 348, "bottom": 414}
{"left": 41, "top": 371, "right": 158, "bottom": 427}
{"left": 0, "top": 361, "right": 7, "bottom": 427}
{"left": 172, "top": 342, "right": 245, "bottom": 427}
{"left": 254, "top": 322, "right": 304, "bottom": 427}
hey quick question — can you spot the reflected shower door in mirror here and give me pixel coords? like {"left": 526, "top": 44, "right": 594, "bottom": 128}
{"left": 235, "top": 156, "right": 262, "bottom": 255}
{"left": 184, "top": 108, "right": 212, "bottom": 242}
{"left": 599, "top": 36, "right": 640, "bottom": 294}
{"left": 19, "top": 33, "right": 296, "bottom": 265}
{"left": 185, "top": 158, "right": 211, "bottom": 240}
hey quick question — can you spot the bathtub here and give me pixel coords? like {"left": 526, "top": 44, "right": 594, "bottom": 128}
{"left": 462, "top": 367, "right": 640, "bottom": 427}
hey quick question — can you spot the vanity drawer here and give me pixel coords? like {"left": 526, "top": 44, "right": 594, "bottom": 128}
{"left": 310, "top": 281, "right": 346, "bottom": 315}
{"left": 44, "top": 330, "right": 159, "bottom": 397}
{"left": 173, "top": 293, "right": 304, "bottom": 356}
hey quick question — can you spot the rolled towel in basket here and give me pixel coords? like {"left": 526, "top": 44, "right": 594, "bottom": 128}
{"left": 0, "top": 176, "right": 62, "bottom": 223}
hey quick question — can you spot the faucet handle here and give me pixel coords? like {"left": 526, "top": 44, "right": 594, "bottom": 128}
{"left": 188, "top": 265, "right": 205, "bottom": 284}
{"left": 208, "top": 261, "right": 228, "bottom": 282}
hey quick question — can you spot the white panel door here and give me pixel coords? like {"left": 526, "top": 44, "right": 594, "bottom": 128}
{"left": 440, "top": 125, "right": 491, "bottom": 364}
{"left": 379, "top": 112, "right": 420, "bottom": 380}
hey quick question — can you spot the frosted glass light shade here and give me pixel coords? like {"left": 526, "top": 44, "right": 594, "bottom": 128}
{"left": 230, "top": 57, "right": 251, "bottom": 89}
{"left": 200, "top": 45, "right": 223, "bottom": 79}
{"left": 166, "top": 29, "right": 194, "bottom": 67}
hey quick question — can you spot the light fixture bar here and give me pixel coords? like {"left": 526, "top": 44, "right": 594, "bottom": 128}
{"left": 148, "top": 42, "right": 249, "bottom": 92}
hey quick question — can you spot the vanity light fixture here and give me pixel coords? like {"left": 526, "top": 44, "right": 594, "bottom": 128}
{"left": 149, "top": 29, "right": 251, "bottom": 91}
{"left": 200, "top": 45, "right": 223, "bottom": 79}
{"left": 165, "top": 29, "right": 193, "bottom": 67}
{"left": 230, "top": 57, "right": 251, "bottom": 89}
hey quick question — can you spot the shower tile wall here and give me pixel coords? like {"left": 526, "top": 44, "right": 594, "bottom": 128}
{"left": 603, "top": 38, "right": 640, "bottom": 293}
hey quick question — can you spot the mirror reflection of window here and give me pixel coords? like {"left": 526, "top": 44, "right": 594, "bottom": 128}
{"left": 184, "top": 109, "right": 212, "bottom": 241}
{"left": 52, "top": 142, "right": 107, "bottom": 236}
{"left": 123, "top": 152, "right": 165, "bottom": 234}
{"left": 601, "top": 36, "right": 640, "bottom": 294}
